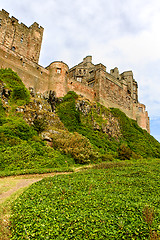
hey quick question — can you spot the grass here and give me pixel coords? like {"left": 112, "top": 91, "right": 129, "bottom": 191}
{"left": 10, "top": 158, "right": 160, "bottom": 239}
{"left": 0, "top": 167, "right": 74, "bottom": 178}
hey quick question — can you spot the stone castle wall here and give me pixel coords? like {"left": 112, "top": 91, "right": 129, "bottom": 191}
{"left": 0, "top": 9, "right": 43, "bottom": 63}
{"left": 0, "top": 9, "right": 150, "bottom": 133}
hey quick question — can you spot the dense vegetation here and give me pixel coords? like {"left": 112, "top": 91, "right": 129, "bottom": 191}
{"left": 11, "top": 159, "right": 160, "bottom": 239}
{"left": 110, "top": 108, "right": 160, "bottom": 158}
{"left": 57, "top": 91, "right": 160, "bottom": 160}
{"left": 0, "top": 68, "right": 30, "bottom": 106}
{"left": 0, "top": 69, "right": 74, "bottom": 176}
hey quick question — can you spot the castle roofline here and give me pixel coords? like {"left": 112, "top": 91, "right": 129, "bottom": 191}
{"left": 46, "top": 61, "right": 69, "bottom": 69}
{"left": 120, "top": 70, "right": 133, "bottom": 76}
{"left": 0, "top": 9, "right": 43, "bottom": 31}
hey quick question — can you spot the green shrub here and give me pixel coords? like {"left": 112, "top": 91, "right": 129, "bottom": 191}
{"left": 52, "top": 131, "right": 98, "bottom": 164}
{"left": 11, "top": 86, "right": 30, "bottom": 105}
{"left": 62, "top": 90, "right": 78, "bottom": 102}
{"left": 0, "top": 141, "right": 74, "bottom": 172}
{"left": 33, "top": 117, "right": 48, "bottom": 134}
{"left": 118, "top": 143, "right": 132, "bottom": 160}
{"left": 0, "top": 68, "right": 30, "bottom": 106}
{"left": 0, "top": 68, "right": 23, "bottom": 89}
{"left": 57, "top": 91, "right": 81, "bottom": 132}
{"left": 0, "top": 118, "right": 36, "bottom": 143}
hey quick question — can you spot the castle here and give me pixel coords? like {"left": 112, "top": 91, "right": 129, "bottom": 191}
{"left": 0, "top": 9, "right": 150, "bottom": 133}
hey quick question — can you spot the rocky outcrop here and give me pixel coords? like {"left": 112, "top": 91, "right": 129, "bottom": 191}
{"left": 76, "top": 99, "right": 122, "bottom": 139}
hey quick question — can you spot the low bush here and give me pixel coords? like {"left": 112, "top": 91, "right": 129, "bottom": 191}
{"left": 52, "top": 131, "right": 99, "bottom": 164}
{"left": 118, "top": 143, "right": 132, "bottom": 160}
{"left": 33, "top": 117, "right": 48, "bottom": 134}
{"left": 0, "top": 118, "right": 36, "bottom": 145}
{"left": 0, "top": 141, "right": 74, "bottom": 173}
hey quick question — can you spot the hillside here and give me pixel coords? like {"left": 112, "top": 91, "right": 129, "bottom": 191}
{"left": 0, "top": 68, "right": 160, "bottom": 177}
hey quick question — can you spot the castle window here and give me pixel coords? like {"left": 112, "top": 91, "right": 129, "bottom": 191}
{"left": 57, "top": 68, "right": 61, "bottom": 74}
{"left": 138, "top": 107, "right": 143, "bottom": 112}
{"left": 133, "top": 93, "right": 137, "bottom": 100}
{"left": 20, "top": 36, "right": 23, "bottom": 43}
{"left": 0, "top": 19, "right": 2, "bottom": 27}
{"left": 79, "top": 69, "right": 82, "bottom": 74}
{"left": 12, "top": 46, "right": 15, "bottom": 51}
{"left": 77, "top": 77, "right": 82, "bottom": 82}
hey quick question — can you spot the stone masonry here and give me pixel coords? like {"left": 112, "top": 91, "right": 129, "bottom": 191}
{"left": 0, "top": 9, "right": 150, "bottom": 133}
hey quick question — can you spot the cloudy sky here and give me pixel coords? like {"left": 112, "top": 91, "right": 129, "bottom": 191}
{"left": 1, "top": 0, "right": 160, "bottom": 141}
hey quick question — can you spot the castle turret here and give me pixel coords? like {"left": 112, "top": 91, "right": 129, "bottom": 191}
{"left": 110, "top": 67, "right": 120, "bottom": 80}
{"left": 47, "top": 61, "right": 69, "bottom": 97}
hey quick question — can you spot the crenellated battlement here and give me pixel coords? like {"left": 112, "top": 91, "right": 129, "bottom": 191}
{"left": 0, "top": 9, "right": 44, "bottom": 63}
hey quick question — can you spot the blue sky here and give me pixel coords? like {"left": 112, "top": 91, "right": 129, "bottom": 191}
{"left": 1, "top": 0, "right": 160, "bottom": 142}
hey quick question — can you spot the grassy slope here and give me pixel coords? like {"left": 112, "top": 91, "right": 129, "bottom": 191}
{"left": 10, "top": 159, "right": 160, "bottom": 239}
{"left": 56, "top": 91, "right": 160, "bottom": 159}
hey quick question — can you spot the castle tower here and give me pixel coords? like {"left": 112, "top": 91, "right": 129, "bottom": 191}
{"left": 47, "top": 62, "right": 69, "bottom": 97}
{"left": 120, "top": 71, "right": 138, "bottom": 102}
{"left": 0, "top": 9, "right": 44, "bottom": 63}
